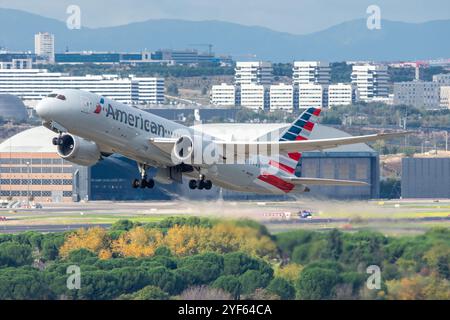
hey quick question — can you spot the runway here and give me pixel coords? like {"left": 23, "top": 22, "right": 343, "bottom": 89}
{"left": 0, "top": 199, "right": 449, "bottom": 235}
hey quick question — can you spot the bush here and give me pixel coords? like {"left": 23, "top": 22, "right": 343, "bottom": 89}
{"left": 267, "top": 277, "right": 295, "bottom": 300}
{"left": 67, "top": 248, "right": 98, "bottom": 264}
{"left": 119, "top": 285, "right": 169, "bottom": 300}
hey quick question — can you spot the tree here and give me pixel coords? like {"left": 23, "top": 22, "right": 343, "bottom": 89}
{"left": 325, "top": 229, "right": 343, "bottom": 260}
{"left": 0, "top": 242, "right": 33, "bottom": 267}
{"left": 67, "top": 248, "right": 98, "bottom": 264}
{"left": 112, "top": 227, "right": 163, "bottom": 258}
{"left": 267, "top": 277, "right": 295, "bottom": 300}
{"left": 179, "top": 252, "right": 224, "bottom": 284}
{"left": 296, "top": 267, "right": 340, "bottom": 300}
{"left": 223, "top": 252, "right": 260, "bottom": 276}
{"left": 212, "top": 275, "right": 241, "bottom": 300}
{"left": 59, "top": 227, "right": 111, "bottom": 259}
{"left": 275, "top": 263, "right": 303, "bottom": 284}
{"left": 239, "top": 270, "right": 272, "bottom": 295}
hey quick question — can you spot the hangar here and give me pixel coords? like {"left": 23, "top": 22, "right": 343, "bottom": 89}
{"left": 0, "top": 123, "right": 379, "bottom": 202}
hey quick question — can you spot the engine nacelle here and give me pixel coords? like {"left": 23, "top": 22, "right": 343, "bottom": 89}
{"left": 56, "top": 134, "right": 101, "bottom": 166}
{"left": 172, "top": 135, "right": 194, "bottom": 164}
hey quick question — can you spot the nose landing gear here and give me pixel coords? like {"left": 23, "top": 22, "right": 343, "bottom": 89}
{"left": 52, "top": 135, "right": 63, "bottom": 146}
{"left": 189, "top": 175, "right": 212, "bottom": 190}
{"left": 132, "top": 163, "right": 155, "bottom": 189}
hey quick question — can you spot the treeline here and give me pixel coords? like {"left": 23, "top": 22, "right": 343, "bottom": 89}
{"left": 0, "top": 217, "right": 448, "bottom": 300}
{"left": 39, "top": 64, "right": 235, "bottom": 78}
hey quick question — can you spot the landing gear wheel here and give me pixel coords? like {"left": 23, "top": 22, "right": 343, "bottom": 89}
{"left": 204, "top": 180, "right": 212, "bottom": 190}
{"left": 52, "top": 137, "right": 63, "bottom": 146}
{"left": 140, "top": 179, "right": 147, "bottom": 189}
{"left": 189, "top": 180, "right": 197, "bottom": 190}
{"left": 197, "top": 180, "right": 205, "bottom": 190}
{"left": 146, "top": 179, "right": 155, "bottom": 189}
{"left": 132, "top": 179, "right": 140, "bottom": 189}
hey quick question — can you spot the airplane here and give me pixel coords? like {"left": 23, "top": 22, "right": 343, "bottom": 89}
{"left": 36, "top": 89, "right": 406, "bottom": 195}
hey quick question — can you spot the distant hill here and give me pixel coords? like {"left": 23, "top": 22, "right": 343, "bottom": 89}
{"left": 0, "top": 8, "right": 449, "bottom": 61}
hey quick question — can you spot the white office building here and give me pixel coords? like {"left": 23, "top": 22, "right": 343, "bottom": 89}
{"left": 235, "top": 61, "right": 273, "bottom": 85}
{"left": 210, "top": 83, "right": 236, "bottom": 106}
{"left": 298, "top": 84, "right": 326, "bottom": 109}
{"left": 269, "top": 83, "right": 293, "bottom": 111}
{"left": 393, "top": 81, "right": 440, "bottom": 109}
{"left": 432, "top": 74, "right": 450, "bottom": 85}
{"left": 328, "top": 83, "right": 355, "bottom": 107}
{"left": 0, "top": 58, "right": 33, "bottom": 70}
{"left": 240, "top": 84, "right": 266, "bottom": 110}
{"left": 35, "top": 32, "right": 55, "bottom": 63}
{"left": 0, "top": 69, "right": 165, "bottom": 105}
{"left": 439, "top": 86, "right": 450, "bottom": 109}
{"left": 351, "top": 64, "right": 389, "bottom": 101}
{"left": 292, "top": 61, "right": 331, "bottom": 85}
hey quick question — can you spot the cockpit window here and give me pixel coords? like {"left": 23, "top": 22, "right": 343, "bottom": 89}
{"left": 47, "top": 93, "right": 58, "bottom": 98}
{"left": 57, "top": 95, "right": 66, "bottom": 101}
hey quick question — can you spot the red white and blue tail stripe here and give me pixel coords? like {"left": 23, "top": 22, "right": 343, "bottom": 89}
{"left": 256, "top": 107, "right": 322, "bottom": 193}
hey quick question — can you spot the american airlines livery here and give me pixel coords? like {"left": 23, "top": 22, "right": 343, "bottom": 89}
{"left": 36, "top": 89, "right": 405, "bottom": 195}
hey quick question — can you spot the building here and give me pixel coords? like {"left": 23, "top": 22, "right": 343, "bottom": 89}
{"left": 402, "top": 158, "right": 450, "bottom": 198}
{"left": 0, "top": 51, "right": 36, "bottom": 69}
{"left": 235, "top": 61, "right": 273, "bottom": 85}
{"left": 34, "top": 32, "right": 55, "bottom": 63}
{"left": 210, "top": 83, "right": 236, "bottom": 106}
{"left": 351, "top": 64, "right": 389, "bottom": 101}
{"left": 432, "top": 74, "right": 450, "bottom": 85}
{"left": 328, "top": 83, "right": 356, "bottom": 107}
{"left": 0, "top": 95, "right": 29, "bottom": 122}
{"left": 55, "top": 51, "right": 164, "bottom": 65}
{"left": 440, "top": 86, "right": 450, "bottom": 109}
{"left": 240, "top": 84, "right": 266, "bottom": 110}
{"left": 269, "top": 83, "right": 293, "bottom": 111}
{"left": 393, "top": 81, "right": 440, "bottom": 109}
{"left": 0, "top": 58, "right": 33, "bottom": 70}
{"left": 292, "top": 61, "right": 330, "bottom": 85}
{"left": 0, "top": 127, "right": 74, "bottom": 202}
{"left": 298, "top": 84, "right": 326, "bottom": 109}
{"left": 0, "top": 69, "right": 165, "bottom": 105}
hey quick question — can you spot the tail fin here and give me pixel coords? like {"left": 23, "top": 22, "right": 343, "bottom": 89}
{"left": 276, "top": 107, "right": 322, "bottom": 176}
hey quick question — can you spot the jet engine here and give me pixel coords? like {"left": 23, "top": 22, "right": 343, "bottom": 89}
{"left": 172, "top": 135, "right": 194, "bottom": 164}
{"left": 56, "top": 134, "right": 101, "bottom": 166}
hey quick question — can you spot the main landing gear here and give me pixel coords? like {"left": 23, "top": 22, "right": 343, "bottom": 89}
{"left": 132, "top": 163, "right": 155, "bottom": 189}
{"left": 189, "top": 175, "right": 212, "bottom": 190}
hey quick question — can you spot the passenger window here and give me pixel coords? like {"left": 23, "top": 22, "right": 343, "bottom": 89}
{"left": 47, "top": 93, "right": 58, "bottom": 98}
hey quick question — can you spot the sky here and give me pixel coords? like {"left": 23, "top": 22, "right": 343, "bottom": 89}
{"left": 0, "top": 0, "right": 449, "bottom": 34}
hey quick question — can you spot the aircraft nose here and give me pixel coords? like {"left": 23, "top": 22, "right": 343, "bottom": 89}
{"left": 36, "top": 99, "right": 54, "bottom": 120}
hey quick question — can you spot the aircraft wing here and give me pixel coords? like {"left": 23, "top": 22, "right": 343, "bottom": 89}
{"left": 148, "top": 138, "right": 178, "bottom": 154}
{"left": 284, "top": 177, "right": 369, "bottom": 186}
{"left": 216, "top": 132, "right": 409, "bottom": 155}
{"left": 148, "top": 132, "right": 408, "bottom": 163}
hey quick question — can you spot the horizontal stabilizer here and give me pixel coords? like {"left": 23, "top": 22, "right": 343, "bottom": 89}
{"left": 285, "top": 177, "right": 369, "bottom": 186}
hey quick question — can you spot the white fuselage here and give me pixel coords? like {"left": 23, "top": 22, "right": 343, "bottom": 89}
{"left": 36, "top": 89, "right": 301, "bottom": 194}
